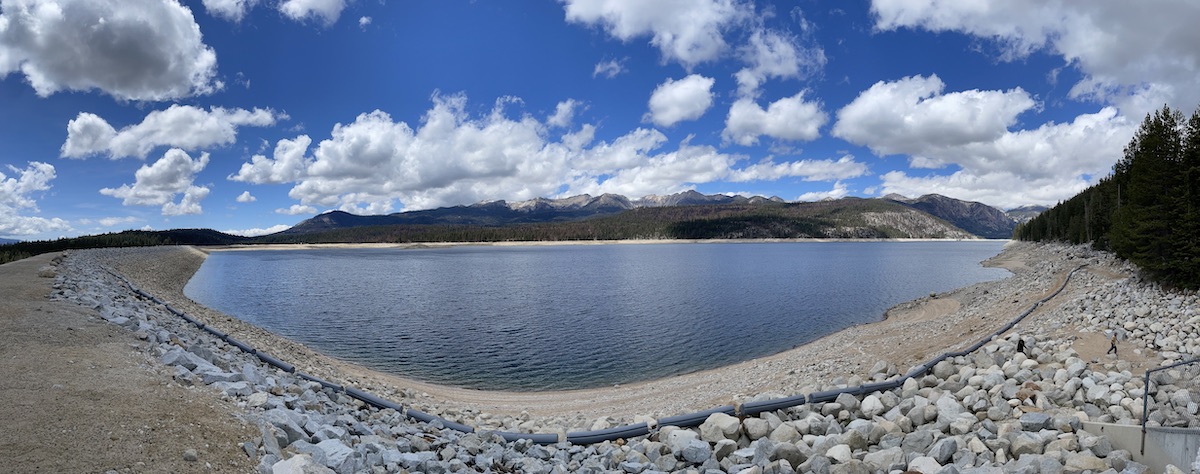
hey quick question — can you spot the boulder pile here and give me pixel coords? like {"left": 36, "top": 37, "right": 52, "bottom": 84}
{"left": 48, "top": 244, "right": 1200, "bottom": 473}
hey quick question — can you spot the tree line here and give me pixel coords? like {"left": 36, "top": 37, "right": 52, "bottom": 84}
{"left": 254, "top": 199, "right": 931, "bottom": 244}
{"left": 1014, "top": 105, "right": 1200, "bottom": 289}
{"left": 0, "top": 229, "right": 249, "bottom": 265}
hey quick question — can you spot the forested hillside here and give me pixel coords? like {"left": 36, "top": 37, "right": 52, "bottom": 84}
{"left": 256, "top": 198, "right": 974, "bottom": 244}
{"left": 1014, "top": 105, "right": 1200, "bottom": 288}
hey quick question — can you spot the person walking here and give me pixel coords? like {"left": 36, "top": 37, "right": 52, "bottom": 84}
{"left": 1107, "top": 332, "right": 1118, "bottom": 356}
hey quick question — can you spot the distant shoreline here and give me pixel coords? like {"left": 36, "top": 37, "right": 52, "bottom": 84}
{"left": 207, "top": 237, "right": 1010, "bottom": 252}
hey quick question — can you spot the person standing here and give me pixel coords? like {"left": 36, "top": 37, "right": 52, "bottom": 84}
{"left": 1107, "top": 332, "right": 1118, "bottom": 356}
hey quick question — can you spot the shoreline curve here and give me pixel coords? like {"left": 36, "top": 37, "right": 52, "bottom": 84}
{"left": 93, "top": 240, "right": 1079, "bottom": 430}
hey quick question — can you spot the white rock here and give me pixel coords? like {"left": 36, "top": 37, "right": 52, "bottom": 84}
{"left": 907, "top": 456, "right": 942, "bottom": 474}
{"left": 272, "top": 454, "right": 334, "bottom": 474}
{"left": 743, "top": 417, "right": 771, "bottom": 440}
{"left": 248, "top": 391, "right": 270, "bottom": 408}
{"left": 699, "top": 413, "right": 741, "bottom": 442}
{"left": 861, "top": 395, "right": 885, "bottom": 417}
{"left": 665, "top": 428, "right": 699, "bottom": 453}
{"left": 825, "top": 444, "right": 852, "bottom": 464}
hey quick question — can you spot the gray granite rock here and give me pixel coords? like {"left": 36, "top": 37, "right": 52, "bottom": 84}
{"left": 862, "top": 446, "right": 904, "bottom": 472}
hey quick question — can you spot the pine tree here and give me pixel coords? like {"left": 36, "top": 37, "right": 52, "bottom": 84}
{"left": 1171, "top": 109, "right": 1200, "bottom": 286}
{"left": 1110, "top": 106, "right": 1184, "bottom": 278}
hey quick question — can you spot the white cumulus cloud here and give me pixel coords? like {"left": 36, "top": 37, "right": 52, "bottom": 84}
{"left": 547, "top": 99, "right": 582, "bottom": 129}
{"left": 723, "top": 92, "right": 827, "bottom": 146}
{"left": 645, "top": 74, "right": 714, "bottom": 127}
{"left": 561, "top": 0, "right": 751, "bottom": 68}
{"left": 0, "top": 161, "right": 70, "bottom": 236}
{"left": 0, "top": 0, "right": 219, "bottom": 101}
{"left": 99, "top": 149, "right": 211, "bottom": 216}
{"left": 797, "top": 181, "right": 850, "bottom": 202}
{"left": 833, "top": 74, "right": 1036, "bottom": 161}
{"left": 161, "top": 185, "right": 209, "bottom": 216}
{"left": 870, "top": 0, "right": 1200, "bottom": 119}
{"left": 62, "top": 105, "right": 281, "bottom": 159}
{"left": 834, "top": 74, "right": 1135, "bottom": 207}
{"left": 202, "top": 0, "right": 257, "bottom": 22}
{"left": 592, "top": 58, "right": 627, "bottom": 78}
{"left": 78, "top": 216, "right": 141, "bottom": 228}
{"left": 728, "top": 155, "right": 867, "bottom": 182}
{"left": 279, "top": 0, "right": 346, "bottom": 25}
{"left": 735, "top": 27, "right": 825, "bottom": 97}
{"left": 229, "top": 135, "right": 313, "bottom": 184}
{"left": 222, "top": 223, "right": 290, "bottom": 237}
{"left": 236, "top": 191, "right": 256, "bottom": 203}
{"left": 236, "top": 93, "right": 868, "bottom": 214}
{"left": 276, "top": 204, "right": 317, "bottom": 215}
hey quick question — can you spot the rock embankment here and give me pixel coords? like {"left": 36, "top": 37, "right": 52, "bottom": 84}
{"left": 49, "top": 243, "right": 1200, "bottom": 473}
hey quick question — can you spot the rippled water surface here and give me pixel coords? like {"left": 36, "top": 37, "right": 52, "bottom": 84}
{"left": 184, "top": 241, "right": 1009, "bottom": 390}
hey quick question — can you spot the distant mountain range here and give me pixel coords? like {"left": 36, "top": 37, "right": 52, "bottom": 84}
{"left": 0, "top": 237, "right": 19, "bottom": 245}
{"left": 2, "top": 192, "right": 1049, "bottom": 264}
{"left": 278, "top": 191, "right": 1039, "bottom": 240}
{"left": 281, "top": 190, "right": 787, "bottom": 234}
{"left": 1005, "top": 205, "right": 1050, "bottom": 224}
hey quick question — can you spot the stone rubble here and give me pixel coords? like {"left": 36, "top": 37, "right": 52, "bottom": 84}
{"left": 47, "top": 244, "right": 1200, "bottom": 473}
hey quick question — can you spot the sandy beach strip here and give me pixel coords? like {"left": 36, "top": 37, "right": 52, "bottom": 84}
{"left": 89, "top": 240, "right": 1129, "bottom": 430}
{"left": 213, "top": 237, "right": 999, "bottom": 252}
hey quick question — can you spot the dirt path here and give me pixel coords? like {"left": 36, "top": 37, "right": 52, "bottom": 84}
{"left": 0, "top": 253, "right": 256, "bottom": 473}
{"left": 1031, "top": 265, "right": 1158, "bottom": 374}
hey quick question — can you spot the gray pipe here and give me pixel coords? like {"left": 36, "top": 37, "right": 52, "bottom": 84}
{"left": 343, "top": 386, "right": 405, "bottom": 412}
{"left": 256, "top": 351, "right": 295, "bottom": 373}
{"left": 296, "top": 372, "right": 343, "bottom": 392}
{"left": 740, "top": 394, "right": 808, "bottom": 416}
{"left": 202, "top": 325, "right": 227, "bottom": 340}
{"left": 403, "top": 408, "right": 475, "bottom": 433}
{"left": 496, "top": 431, "right": 560, "bottom": 444}
{"left": 567, "top": 423, "right": 651, "bottom": 444}
{"left": 224, "top": 336, "right": 256, "bottom": 354}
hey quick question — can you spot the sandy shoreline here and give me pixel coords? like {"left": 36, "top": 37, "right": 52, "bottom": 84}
{"left": 209, "top": 237, "right": 1002, "bottom": 252}
{"left": 91, "top": 240, "right": 1132, "bottom": 431}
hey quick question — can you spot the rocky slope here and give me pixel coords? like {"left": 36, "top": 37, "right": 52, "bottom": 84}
{"left": 46, "top": 243, "right": 1200, "bottom": 473}
{"left": 884, "top": 194, "right": 1018, "bottom": 239}
{"left": 1005, "top": 205, "right": 1048, "bottom": 224}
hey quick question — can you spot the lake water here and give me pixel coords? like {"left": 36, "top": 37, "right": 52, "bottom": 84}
{"left": 184, "top": 241, "right": 1010, "bottom": 390}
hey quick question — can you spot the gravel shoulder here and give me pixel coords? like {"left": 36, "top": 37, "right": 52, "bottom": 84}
{"left": 91, "top": 240, "right": 1140, "bottom": 430}
{"left": 0, "top": 252, "right": 257, "bottom": 473}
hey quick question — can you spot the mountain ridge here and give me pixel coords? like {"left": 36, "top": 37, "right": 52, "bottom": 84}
{"left": 278, "top": 191, "right": 1018, "bottom": 239}
{"left": 881, "top": 194, "right": 1019, "bottom": 239}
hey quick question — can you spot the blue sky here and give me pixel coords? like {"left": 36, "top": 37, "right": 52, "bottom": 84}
{"left": 2, "top": 0, "right": 1198, "bottom": 240}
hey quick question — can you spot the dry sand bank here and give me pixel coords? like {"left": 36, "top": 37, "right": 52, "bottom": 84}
{"left": 210, "top": 238, "right": 999, "bottom": 252}
{"left": 0, "top": 253, "right": 257, "bottom": 473}
{"left": 85, "top": 240, "right": 1143, "bottom": 431}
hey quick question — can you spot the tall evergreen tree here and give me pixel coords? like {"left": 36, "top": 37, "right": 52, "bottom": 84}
{"left": 1016, "top": 103, "right": 1200, "bottom": 288}
{"left": 1172, "top": 109, "right": 1200, "bottom": 284}
{"left": 1110, "top": 106, "right": 1184, "bottom": 278}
